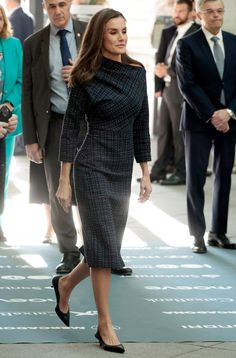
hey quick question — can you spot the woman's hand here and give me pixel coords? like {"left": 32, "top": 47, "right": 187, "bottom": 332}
{"left": 7, "top": 114, "right": 18, "bottom": 133}
{"left": 138, "top": 175, "right": 152, "bottom": 203}
{"left": 0, "top": 121, "right": 8, "bottom": 139}
{"left": 56, "top": 179, "right": 72, "bottom": 213}
{"left": 0, "top": 115, "right": 17, "bottom": 138}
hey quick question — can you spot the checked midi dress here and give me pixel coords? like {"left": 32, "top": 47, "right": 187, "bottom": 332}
{"left": 60, "top": 57, "right": 151, "bottom": 269}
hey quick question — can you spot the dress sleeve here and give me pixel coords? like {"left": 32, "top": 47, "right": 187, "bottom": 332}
{"left": 5, "top": 39, "right": 22, "bottom": 111}
{"left": 133, "top": 86, "right": 151, "bottom": 163}
{"left": 59, "top": 84, "right": 87, "bottom": 163}
{"left": 5, "top": 39, "right": 23, "bottom": 137}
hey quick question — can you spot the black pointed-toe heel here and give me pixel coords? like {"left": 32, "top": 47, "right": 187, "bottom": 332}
{"left": 95, "top": 330, "right": 125, "bottom": 354}
{"left": 51, "top": 275, "right": 70, "bottom": 327}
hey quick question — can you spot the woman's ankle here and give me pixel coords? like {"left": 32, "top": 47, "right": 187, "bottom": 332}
{"left": 97, "top": 322, "right": 120, "bottom": 345}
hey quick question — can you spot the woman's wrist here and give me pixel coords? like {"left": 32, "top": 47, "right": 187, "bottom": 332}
{"left": 139, "top": 162, "right": 149, "bottom": 176}
{"left": 59, "top": 177, "right": 71, "bottom": 185}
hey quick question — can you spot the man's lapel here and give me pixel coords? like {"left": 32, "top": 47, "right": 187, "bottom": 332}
{"left": 222, "top": 32, "right": 231, "bottom": 79}
{"left": 171, "top": 23, "right": 199, "bottom": 65}
{"left": 72, "top": 19, "right": 83, "bottom": 50}
{"left": 199, "top": 29, "right": 221, "bottom": 77}
{"left": 41, "top": 25, "right": 50, "bottom": 81}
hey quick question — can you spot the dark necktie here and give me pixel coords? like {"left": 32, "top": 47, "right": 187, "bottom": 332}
{"left": 57, "top": 29, "right": 72, "bottom": 66}
{"left": 211, "top": 36, "right": 225, "bottom": 104}
{"left": 165, "top": 29, "right": 178, "bottom": 64}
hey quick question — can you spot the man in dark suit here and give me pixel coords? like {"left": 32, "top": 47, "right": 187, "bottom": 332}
{"left": 6, "top": 0, "right": 35, "bottom": 156}
{"left": 176, "top": 0, "right": 236, "bottom": 253}
{"left": 22, "top": 0, "right": 87, "bottom": 273}
{"left": 149, "top": 0, "right": 199, "bottom": 185}
{"left": 5, "top": 0, "right": 34, "bottom": 44}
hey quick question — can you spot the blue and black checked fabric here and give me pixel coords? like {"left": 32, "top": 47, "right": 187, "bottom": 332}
{"left": 60, "top": 57, "right": 151, "bottom": 268}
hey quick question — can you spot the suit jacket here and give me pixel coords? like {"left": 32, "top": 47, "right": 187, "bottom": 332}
{"left": 176, "top": 28, "right": 236, "bottom": 131}
{"left": 22, "top": 19, "right": 87, "bottom": 149}
{"left": 9, "top": 7, "right": 34, "bottom": 44}
{"left": 0, "top": 36, "right": 22, "bottom": 137}
{"left": 155, "top": 22, "right": 200, "bottom": 93}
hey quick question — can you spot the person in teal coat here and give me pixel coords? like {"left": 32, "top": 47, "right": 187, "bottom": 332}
{"left": 0, "top": 5, "right": 22, "bottom": 241}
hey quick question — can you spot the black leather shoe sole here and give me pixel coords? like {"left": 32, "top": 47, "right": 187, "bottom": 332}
{"left": 56, "top": 257, "right": 81, "bottom": 274}
{"left": 192, "top": 237, "right": 207, "bottom": 253}
{"left": 159, "top": 176, "right": 186, "bottom": 185}
{"left": 56, "top": 262, "right": 80, "bottom": 274}
{"left": 192, "top": 245, "right": 207, "bottom": 253}
{"left": 207, "top": 239, "right": 236, "bottom": 249}
{"left": 137, "top": 174, "right": 166, "bottom": 183}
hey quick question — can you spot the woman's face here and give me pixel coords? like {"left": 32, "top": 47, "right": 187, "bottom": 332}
{"left": 102, "top": 16, "right": 127, "bottom": 61}
{"left": 0, "top": 11, "right": 4, "bottom": 34}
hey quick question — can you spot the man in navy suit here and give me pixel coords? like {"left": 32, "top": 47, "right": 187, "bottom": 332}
{"left": 5, "top": 0, "right": 34, "bottom": 45}
{"left": 176, "top": 0, "right": 236, "bottom": 253}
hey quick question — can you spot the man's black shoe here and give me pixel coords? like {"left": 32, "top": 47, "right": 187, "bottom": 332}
{"left": 166, "top": 164, "right": 175, "bottom": 174}
{"left": 56, "top": 253, "right": 81, "bottom": 274}
{"left": 159, "top": 174, "right": 186, "bottom": 186}
{"left": 192, "top": 237, "right": 207, "bottom": 253}
{"left": 0, "top": 226, "right": 6, "bottom": 242}
{"left": 207, "top": 232, "right": 236, "bottom": 249}
{"left": 111, "top": 267, "right": 133, "bottom": 276}
{"left": 137, "top": 173, "right": 166, "bottom": 183}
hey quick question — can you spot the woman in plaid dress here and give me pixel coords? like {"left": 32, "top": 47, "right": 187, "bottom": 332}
{"left": 52, "top": 8, "right": 152, "bottom": 353}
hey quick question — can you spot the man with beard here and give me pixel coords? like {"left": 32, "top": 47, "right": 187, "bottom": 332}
{"left": 176, "top": 0, "right": 236, "bottom": 253}
{"left": 147, "top": 0, "right": 199, "bottom": 185}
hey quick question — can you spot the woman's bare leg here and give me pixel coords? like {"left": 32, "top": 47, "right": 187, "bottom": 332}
{"left": 91, "top": 267, "right": 120, "bottom": 345}
{"left": 58, "top": 260, "right": 90, "bottom": 313}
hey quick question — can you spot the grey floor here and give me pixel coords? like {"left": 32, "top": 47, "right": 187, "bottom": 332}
{"left": 1, "top": 149, "right": 236, "bottom": 357}
{"left": 2, "top": 342, "right": 236, "bottom": 358}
